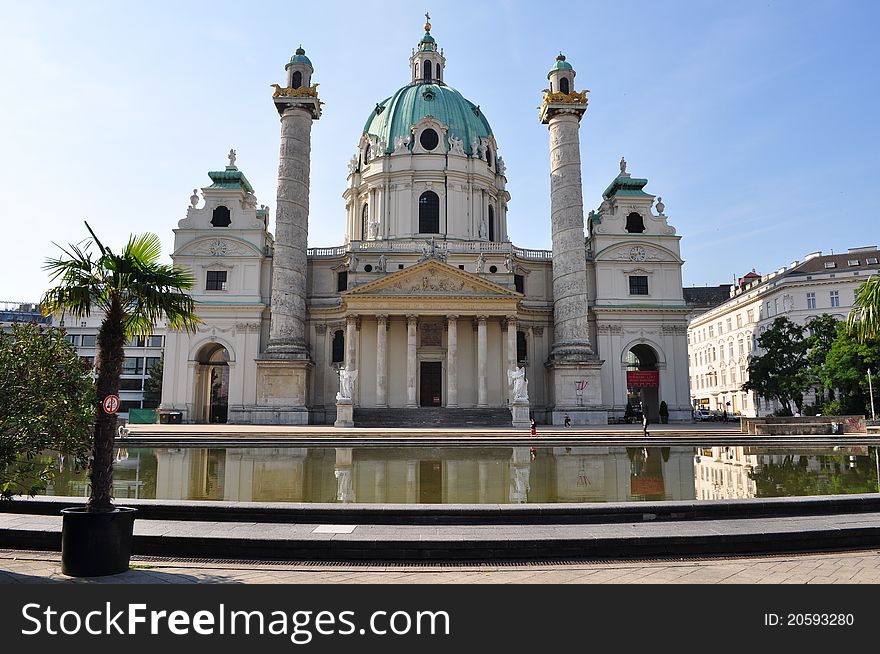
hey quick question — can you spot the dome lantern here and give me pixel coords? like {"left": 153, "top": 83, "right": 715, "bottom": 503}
{"left": 410, "top": 13, "right": 445, "bottom": 84}
{"left": 547, "top": 52, "right": 576, "bottom": 95}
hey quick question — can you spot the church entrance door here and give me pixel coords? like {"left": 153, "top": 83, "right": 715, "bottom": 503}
{"left": 420, "top": 361, "right": 442, "bottom": 407}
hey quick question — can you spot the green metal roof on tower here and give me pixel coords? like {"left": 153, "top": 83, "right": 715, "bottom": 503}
{"left": 363, "top": 83, "right": 493, "bottom": 156}
{"left": 548, "top": 53, "right": 573, "bottom": 77}
{"left": 289, "top": 46, "right": 312, "bottom": 66}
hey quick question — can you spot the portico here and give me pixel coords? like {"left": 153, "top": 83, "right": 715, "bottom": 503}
{"left": 322, "top": 260, "right": 524, "bottom": 410}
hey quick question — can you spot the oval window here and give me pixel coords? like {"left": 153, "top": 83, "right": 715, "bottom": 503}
{"left": 419, "top": 128, "right": 439, "bottom": 151}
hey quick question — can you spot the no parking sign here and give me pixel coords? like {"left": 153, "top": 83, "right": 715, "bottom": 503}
{"left": 102, "top": 394, "right": 120, "bottom": 415}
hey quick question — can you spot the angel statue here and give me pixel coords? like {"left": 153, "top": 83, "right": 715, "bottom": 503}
{"left": 336, "top": 367, "right": 358, "bottom": 402}
{"left": 507, "top": 366, "right": 529, "bottom": 403}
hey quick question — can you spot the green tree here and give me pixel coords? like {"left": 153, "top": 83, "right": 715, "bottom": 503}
{"left": 0, "top": 323, "right": 95, "bottom": 499}
{"left": 742, "top": 317, "right": 811, "bottom": 415}
{"left": 804, "top": 315, "right": 842, "bottom": 406}
{"left": 41, "top": 223, "right": 201, "bottom": 510}
{"left": 818, "top": 329, "right": 880, "bottom": 415}
{"left": 848, "top": 276, "right": 880, "bottom": 343}
{"left": 142, "top": 357, "right": 163, "bottom": 409}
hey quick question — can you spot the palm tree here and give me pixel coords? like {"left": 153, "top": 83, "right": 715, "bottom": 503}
{"left": 849, "top": 276, "right": 880, "bottom": 343}
{"left": 42, "top": 222, "right": 201, "bottom": 510}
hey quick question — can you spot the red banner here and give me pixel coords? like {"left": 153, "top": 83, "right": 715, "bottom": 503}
{"left": 627, "top": 370, "right": 659, "bottom": 388}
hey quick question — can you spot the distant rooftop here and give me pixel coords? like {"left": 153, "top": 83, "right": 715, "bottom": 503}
{"left": 683, "top": 285, "right": 731, "bottom": 310}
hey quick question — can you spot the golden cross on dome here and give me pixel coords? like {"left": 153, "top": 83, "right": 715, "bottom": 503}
{"left": 424, "top": 12, "right": 431, "bottom": 31}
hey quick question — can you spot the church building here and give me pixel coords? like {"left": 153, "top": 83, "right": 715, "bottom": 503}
{"left": 160, "top": 18, "right": 691, "bottom": 426}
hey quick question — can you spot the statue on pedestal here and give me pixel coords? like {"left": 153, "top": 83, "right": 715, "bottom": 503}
{"left": 336, "top": 367, "right": 358, "bottom": 402}
{"left": 508, "top": 366, "right": 529, "bottom": 402}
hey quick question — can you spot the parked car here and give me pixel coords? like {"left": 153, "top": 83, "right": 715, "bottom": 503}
{"left": 695, "top": 409, "right": 714, "bottom": 421}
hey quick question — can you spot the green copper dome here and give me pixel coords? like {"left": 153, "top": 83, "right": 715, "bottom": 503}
{"left": 548, "top": 53, "right": 573, "bottom": 76}
{"left": 289, "top": 46, "right": 312, "bottom": 67}
{"left": 363, "top": 83, "right": 493, "bottom": 156}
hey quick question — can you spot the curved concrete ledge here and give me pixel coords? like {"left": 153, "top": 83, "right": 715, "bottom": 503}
{"left": 3, "top": 509, "right": 880, "bottom": 561}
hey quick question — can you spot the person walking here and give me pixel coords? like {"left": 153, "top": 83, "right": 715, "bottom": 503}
{"left": 564, "top": 413, "right": 571, "bottom": 427}
{"left": 530, "top": 418, "right": 537, "bottom": 436}
{"left": 642, "top": 412, "right": 648, "bottom": 437}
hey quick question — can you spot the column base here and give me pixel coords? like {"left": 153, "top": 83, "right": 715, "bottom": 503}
{"left": 546, "top": 358, "right": 606, "bottom": 426}
{"left": 334, "top": 400, "right": 354, "bottom": 428}
{"left": 254, "top": 358, "right": 312, "bottom": 424}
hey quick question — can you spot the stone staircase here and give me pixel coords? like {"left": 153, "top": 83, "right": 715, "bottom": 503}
{"left": 353, "top": 407, "right": 512, "bottom": 428}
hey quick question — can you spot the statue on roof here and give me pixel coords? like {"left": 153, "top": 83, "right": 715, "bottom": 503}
{"left": 228, "top": 149, "right": 237, "bottom": 168}
{"left": 619, "top": 156, "right": 627, "bottom": 176}
{"left": 656, "top": 197, "right": 665, "bottom": 215}
{"left": 190, "top": 189, "right": 199, "bottom": 208}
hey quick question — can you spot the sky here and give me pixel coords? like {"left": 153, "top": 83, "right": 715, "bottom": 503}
{"left": 1, "top": 0, "right": 878, "bottom": 302}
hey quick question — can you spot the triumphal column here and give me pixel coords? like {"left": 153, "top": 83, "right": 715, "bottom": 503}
{"left": 540, "top": 54, "right": 605, "bottom": 425}
{"left": 255, "top": 47, "right": 322, "bottom": 424}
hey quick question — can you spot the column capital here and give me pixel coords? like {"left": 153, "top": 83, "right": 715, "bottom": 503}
{"left": 315, "top": 322, "right": 327, "bottom": 334}
{"left": 376, "top": 314, "right": 389, "bottom": 325}
{"left": 406, "top": 314, "right": 419, "bottom": 326}
{"left": 447, "top": 314, "right": 459, "bottom": 322}
{"left": 477, "top": 315, "right": 489, "bottom": 325}
{"left": 346, "top": 315, "right": 361, "bottom": 330}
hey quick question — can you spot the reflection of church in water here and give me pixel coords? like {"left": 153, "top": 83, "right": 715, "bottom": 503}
{"left": 159, "top": 17, "right": 691, "bottom": 426}
{"left": 140, "top": 447, "right": 697, "bottom": 504}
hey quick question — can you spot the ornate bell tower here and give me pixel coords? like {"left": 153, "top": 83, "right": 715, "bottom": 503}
{"left": 540, "top": 54, "right": 606, "bottom": 425}
{"left": 255, "top": 46, "right": 322, "bottom": 424}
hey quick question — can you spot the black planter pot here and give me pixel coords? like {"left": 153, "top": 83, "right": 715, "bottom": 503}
{"left": 61, "top": 506, "right": 137, "bottom": 577}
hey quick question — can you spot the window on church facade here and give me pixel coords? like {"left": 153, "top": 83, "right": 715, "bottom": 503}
{"left": 516, "top": 331, "right": 528, "bottom": 365}
{"left": 423, "top": 60, "right": 432, "bottom": 81}
{"left": 488, "top": 205, "right": 495, "bottom": 241}
{"left": 514, "top": 274, "right": 524, "bottom": 294}
{"left": 337, "top": 271, "right": 348, "bottom": 292}
{"left": 418, "top": 191, "right": 440, "bottom": 233}
{"left": 560, "top": 77, "right": 570, "bottom": 94}
{"left": 331, "top": 330, "right": 344, "bottom": 363}
{"left": 419, "top": 128, "right": 439, "bottom": 151}
{"left": 629, "top": 275, "right": 648, "bottom": 295}
{"left": 436, "top": 62, "right": 441, "bottom": 80}
{"left": 211, "top": 206, "right": 231, "bottom": 227}
{"left": 625, "top": 212, "right": 645, "bottom": 233}
{"left": 206, "top": 270, "right": 227, "bottom": 291}
{"left": 292, "top": 70, "right": 302, "bottom": 89}
{"left": 361, "top": 204, "right": 369, "bottom": 239}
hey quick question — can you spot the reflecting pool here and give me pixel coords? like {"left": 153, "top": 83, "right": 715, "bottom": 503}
{"left": 40, "top": 445, "right": 880, "bottom": 504}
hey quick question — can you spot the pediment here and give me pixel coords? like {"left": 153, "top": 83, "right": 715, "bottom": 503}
{"left": 594, "top": 242, "right": 682, "bottom": 264}
{"left": 176, "top": 236, "right": 263, "bottom": 258}
{"left": 344, "top": 260, "right": 520, "bottom": 298}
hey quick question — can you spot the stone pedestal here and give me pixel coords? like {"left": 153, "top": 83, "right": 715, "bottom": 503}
{"left": 253, "top": 359, "right": 312, "bottom": 425}
{"left": 511, "top": 399, "right": 531, "bottom": 429}
{"left": 547, "top": 359, "right": 607, "bottom": 425}
{"left": 334, "top": 399, "right": 354, "bottom": 428}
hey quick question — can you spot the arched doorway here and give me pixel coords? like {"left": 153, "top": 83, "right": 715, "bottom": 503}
{"left": 625, "top": 344, "right": 660, "bottom": 423}
{"left": 194, "top": 343, "right": 229, "bottom": 424}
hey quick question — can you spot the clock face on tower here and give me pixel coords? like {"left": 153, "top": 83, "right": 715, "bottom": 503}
{"left": 629, "top": 246, "right": 646, "bottom": 262}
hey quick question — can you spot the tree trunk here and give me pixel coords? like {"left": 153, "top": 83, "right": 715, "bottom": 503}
{"left": 89, "top": 299, "right": 125, "bottom": 511}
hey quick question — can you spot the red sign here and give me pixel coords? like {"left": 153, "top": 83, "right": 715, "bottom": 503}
{"left": 102, "top": 394, "right": 120, "bottom": 415}
{"left": 627, "top": 370, "right": 659, "bottom": 388}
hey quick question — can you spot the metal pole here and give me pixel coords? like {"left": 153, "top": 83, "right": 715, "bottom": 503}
{"left": 869, "top": 368, "right": 876, "bottom": 421}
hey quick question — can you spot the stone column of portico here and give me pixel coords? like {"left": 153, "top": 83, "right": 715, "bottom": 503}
{"left": 505, "top": 316, "right": 517, "bottom": 403}
{"left": 345, "top": 316, "right": 358, "bottom": 370}
{"left": 477, "top": 316, "right": 488, "bottom": 407}
{"left": 446, "top": 315, "right": 458, "bottom": 408}
{"left": 376, "top": 315, "right": 388, "bottom": 407}
{"left": 406, "top": 315, "right": 418, "bottom": 408}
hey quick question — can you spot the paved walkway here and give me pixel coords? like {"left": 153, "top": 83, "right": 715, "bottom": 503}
{"left": 2, "top": 548, "right": 879, "bottom": 584}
